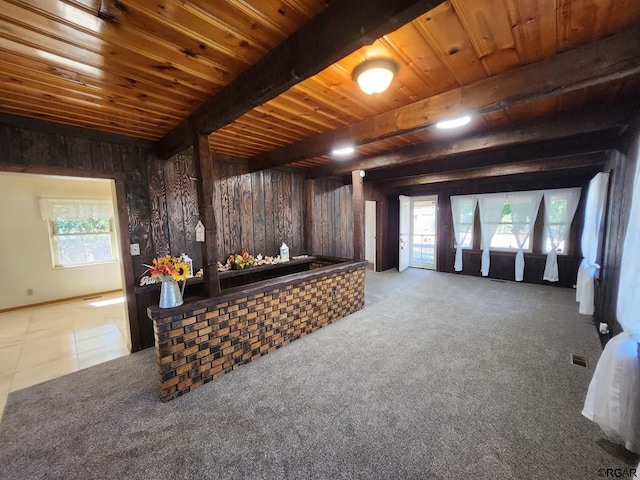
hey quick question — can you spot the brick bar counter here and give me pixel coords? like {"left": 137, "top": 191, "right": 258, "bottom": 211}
{"left": 147, "top": 259, "right": 366, "bottom": 402}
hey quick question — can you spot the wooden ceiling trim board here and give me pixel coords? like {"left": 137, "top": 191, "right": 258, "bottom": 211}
{"left": 209, "top": 130, "right": 285, "bottom": 152}
{"left": 600, "top": 0, "right": 640, "bottom": 36}
{"left": 0, "top": 52, "right": 193, "bottom": 117}
{"left": 504, "top": 0, "right": 557, "bottom": 63}
{"left": 296, "top": 74, "right": 383, "bottom": 117}
{"left": 225, "top": 0, "right": 323, "bottom": 37}
{"left": 210, "top": 127, "right": 302, "bottom": 152}
{"left": 0, "top": 111, "right": 156, "bottom": 149}
{"left": 0, "top": 103, "right": 162, "bottom": 139}
{"left": 97, "top": 1, "right": 248, "bottom": 75}
{"left": 0, "top": 81, "right": 181, "bottom": 126}
{"left": 103, "top": 0, "right": 266, "bottom": 67}
{"left": 5, "top": 0, "right": 234, "bottom": 88}
{"left": 449, "top": 0, "right": 520, "bottom": 75}
{"left": 174, "top": 0, "right": 285, "bottom": 53}
{"left": 387, "top": 22, "right": 459, "bottom": 93}
{"left": 0, "top": 21, "right": 212, "bottom": 102}
{"left": 412, "top": 4, "right": 488, "bottom": 86}
{"left": 216, "top": 115, "right": 312, "bottom": 144}
{"left": 266, "top": 95, "right": 354, "bottom": 130}
{"left": 157, "top": 0, "right": 446, "bottom": 159}
{"left": 288, "top": 84, "right": 371, "bottom": 126}
{"left": 250, "top": 26, "right": 640, "bottom": 171}
{"left": 308, "top": 101, "right": 634, "bottom": 177}
{"left": 249, "top": 105, "right": 326, "bottom": 137}
{"left": 0, "top": 95, "right": 173, "bottom": 134}
{"left": 0, "top": 14, "right": 218, "bottom": 98}
{"left": 209, "top": 125, "right": 296, "bottom": 151}
{"left": 375, "top": 35, "right": 438, "bottom": 102}
{"left": 0, "top": 69, "right": 186, "bottom": 120}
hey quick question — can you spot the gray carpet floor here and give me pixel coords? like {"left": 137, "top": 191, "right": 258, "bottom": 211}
{"left": 0, "top": 269, "right": 637, "bottom": 479}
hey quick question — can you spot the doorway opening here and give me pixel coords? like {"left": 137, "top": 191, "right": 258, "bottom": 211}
{"left": 399, "top": 195, "right": 438, "bottom": 271}
{"left": 365, "top": 200, "right": 376, "bottom": 270}
{"left": 410, "top": 196, "right": 437, "bottom": 270}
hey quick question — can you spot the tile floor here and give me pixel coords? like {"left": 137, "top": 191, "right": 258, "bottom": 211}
{"left": 0, "top": 291, "right": 130, "bottom": 419}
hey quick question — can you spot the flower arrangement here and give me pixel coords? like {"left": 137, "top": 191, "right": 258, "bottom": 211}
{"left": 143, "top": 254, "right": 190, "bottom": 283}
{"left": 218, "top": 251, "right": 290, "bottom": 271}
{"left": 227, "top": 249, "right": 255, "bottom": 269}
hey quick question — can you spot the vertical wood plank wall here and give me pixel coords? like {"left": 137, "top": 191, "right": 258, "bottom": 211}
{"left": 309, "top": 177, "right": 354, "bottom": 259}
{"left": 208, "top": 161, "right": 306, "bottom": 260}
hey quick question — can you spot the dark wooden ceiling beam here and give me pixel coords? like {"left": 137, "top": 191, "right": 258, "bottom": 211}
{"left": 157, "top": 0, "right": 443, "bottom": 159}
{"left": 251, "top": 27, "right": 640, "bottom": 171}
{"left": 362, "top": 129, "right": 617, "bottom": 183}
{"left": 309, "top": 101, "right": 633, "bottom": 178}
{"left": 375, "top": 152, "right": 607, "bottom": 188}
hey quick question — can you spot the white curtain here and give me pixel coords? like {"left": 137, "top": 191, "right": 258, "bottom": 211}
{"left": 576, "top": 173, "right": 610, "bottom": 315}
{"left": 582, "top": 162, "right": 640, "bottom": 453}
{"left": 40, "top": 198, "right": 114, "bottom": 222}
{"left": 542, "top": 188, "right": 582, "bottom": 282}
{"left": 478, "top": 193, "right": 507, "bottom": 277}
{"left": 508, "top": 191, "right": 542, "bottom": 282}
{"left": 450, "top": 195, "right": 477, "bottom": 272}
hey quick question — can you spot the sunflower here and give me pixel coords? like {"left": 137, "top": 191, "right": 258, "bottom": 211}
{"left": 171, "top": 262, "right": 190, "bottom": 282}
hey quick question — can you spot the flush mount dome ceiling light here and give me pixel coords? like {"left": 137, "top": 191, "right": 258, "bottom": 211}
{"left": 352, "top": 58, "right": 398, "bottom": 95}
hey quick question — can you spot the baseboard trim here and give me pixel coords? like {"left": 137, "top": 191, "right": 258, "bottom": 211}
{"left": 0, "top": 289, "right": 124, "bottom": 313}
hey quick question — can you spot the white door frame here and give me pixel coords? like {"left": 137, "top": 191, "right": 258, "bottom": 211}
{"left": 409, "top": 195, "right": 438, "bottom": 270}
{"left": 399, "top": 195, "right": 411, "bottom": 272}
{"left": 365, "top": 200, "right": 376, "bottom": 270}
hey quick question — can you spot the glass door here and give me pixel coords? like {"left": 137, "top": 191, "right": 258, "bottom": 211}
{"left": 410, "top": 196, "right": 437, "bottom": 270}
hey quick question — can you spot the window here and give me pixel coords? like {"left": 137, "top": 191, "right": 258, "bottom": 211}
{"left": 486, "top": 193, "right": 542, "bottom": 252}
{"left": 543, "top": 188, "right": 582, "bottom": 255}
{"left": 450, "top": 196, "right": 476, "bottom": 249}
{"left": 490, "top": 202, "right": 520, "bottom": 250}
{"left": 40, "top": 199, "right": 117, "bottom": 268}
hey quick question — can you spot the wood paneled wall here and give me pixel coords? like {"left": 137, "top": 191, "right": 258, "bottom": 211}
{"left": 307, "top": 177, "right": 354, "bottom": 259}
{"left": 148, "top": 154, "right": 307, "bottom": 266}
{"left": 211, "top": 162, "right": 305, "bottom": 260}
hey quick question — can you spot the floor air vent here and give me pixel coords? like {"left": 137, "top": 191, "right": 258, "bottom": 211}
{"left": 570, "top": 354, "right": 588, "bottom": 368}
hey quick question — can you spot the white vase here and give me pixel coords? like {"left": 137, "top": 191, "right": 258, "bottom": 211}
{"left": 159, "top": 276, "right": 183, "bottom": 308}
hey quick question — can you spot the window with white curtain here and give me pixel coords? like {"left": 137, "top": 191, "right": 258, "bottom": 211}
{"left": 450, "top": 195, "right": 477, "bottom": 272}
{"left": 450, "top": 196, "right": 476, "bottom": 249}
{"left": 489, "top": 202, "right": 525, "bottom": 251}
{"left": 40, "top": 198, "right": 117, "bottom": 268}
{"left": 543, "top": 188, "right": 582, "bottom": 255}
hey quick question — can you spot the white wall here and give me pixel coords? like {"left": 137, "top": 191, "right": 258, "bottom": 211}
{"left": 0, "top": 173, "right": 122, "bottom": 310}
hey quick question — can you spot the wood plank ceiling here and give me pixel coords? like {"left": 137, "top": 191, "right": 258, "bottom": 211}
{"left": 1, "top": 0, "right": 640, "bottom": 175}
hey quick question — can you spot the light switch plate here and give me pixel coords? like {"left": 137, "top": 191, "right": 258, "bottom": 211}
{"left": 130, "top": 243, "right": 140, "bottom": 256}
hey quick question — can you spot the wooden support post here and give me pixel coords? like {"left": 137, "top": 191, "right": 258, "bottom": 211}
{"left": 193, "top": 134, "right": 221, "bottom": 297}
{"left": 304, "top": 179, "right": 315, "bottom": 255}
{"left": 352, "top": 171, "right": 365, "bottom": 261}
